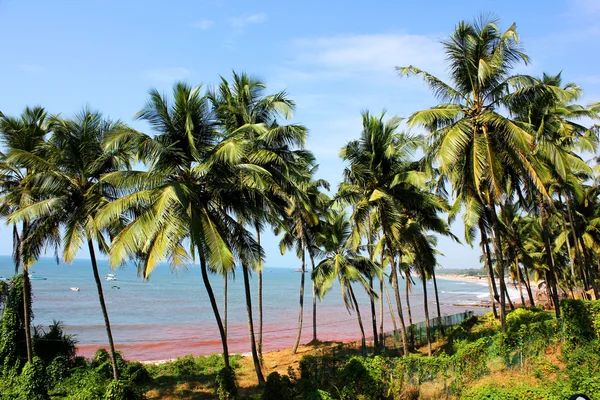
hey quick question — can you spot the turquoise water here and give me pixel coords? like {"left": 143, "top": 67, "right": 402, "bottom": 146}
{"left": 0, "top": 256, "right": 495, "bottom": 360}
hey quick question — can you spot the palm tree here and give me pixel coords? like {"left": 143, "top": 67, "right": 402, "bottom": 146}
{"left": 8, "top": 109, "right": 135, "bottom": 381}
{"left": 312, "top": 212, "right": 379, "bottom": 356}
{"left": 339, "top": 110, "right": 453, "bottom": 355}
{"left": 277, "top": 166, "right": 330, "bottom": 354}
{"left": 0, "top": 106, "right": 53, "bottom": 363}
{"left": 399, "top": 17, "right": 552, "bottom": 331}
{"left": 210, "top": 72, "right": 309, "bottom": 372}
{"left": 98, "top": 83, "right": 247, "bottom": 370}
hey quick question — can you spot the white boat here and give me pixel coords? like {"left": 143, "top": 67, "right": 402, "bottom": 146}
{"left": 105, "top": 273, "right": 117, "bottom": 281}
{"left": 69, "top": 287, "right": 80, "bottom": 292}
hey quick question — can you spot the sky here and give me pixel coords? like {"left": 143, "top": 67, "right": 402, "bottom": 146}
{"left": 0, "top": 0, "right": 599, "bottom": 270}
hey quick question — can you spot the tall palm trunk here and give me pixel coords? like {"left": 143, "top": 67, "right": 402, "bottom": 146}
{"left": 389, "top": 255, "right": 409, "bottom": 356}
{"left": 383, "top": 279, "right": 398, "bottom": 333}
{"left": 310, "top": 253, "right": 317, "bottom": 343}
{"left": 19, "top": 222, "right": 33, "bottom": 364}
{"left": 405, "top": 276, "right": 414, "bottom": 348}
{"left": 565, "top": 191, "right": 584, "bottom": 278}
{"left": 224, "top": 274, "right": 228, "bottom": 338}
{"left": 88, "top": 239, "right": 119, "bottom": 381}
{"left": 369, "top": 276, "right": 379, "bottom": 351}
{"left": 522, "top": 263, "right": 535, "bottom": 306}
{"left": 421, "top": 275, "right": 432, "bottom": 356}
{"left": 199, "top": 251, "right": 230, "bottom": 367}
{"left": 431, "top": 269, "right": 444, "bottom": 335}
{"left": 348, "top": 283, "right": 366, "bottom": 357}
{"left": 256, "top": 227, "right": 263, "bottom": 356}
{"left": 242, "top": 263, "right": 265, "bottom": 386}
{"left": 480, "top": 222, "right": 499, "bottom": 318}
{"left": 488, "top": 205, "right": 508, "bottom": 332}
{"left": 379, "top": 278, "right": 384, "bottom": 346}
{"left": 515, "top": 259, "right": 525, "bottom": 306}
{"left": 504, "top": 280, "right": 515, "bottom": 310}
{"left": 538, "top": 196, "right": 561, "bottom": 318}
{"left": 291, "top": 242, "right": 306, "bottom": 354}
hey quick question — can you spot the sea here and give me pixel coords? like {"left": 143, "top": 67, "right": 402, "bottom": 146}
{"left": 0, "top": 256, "right": 516, "bottom": 361}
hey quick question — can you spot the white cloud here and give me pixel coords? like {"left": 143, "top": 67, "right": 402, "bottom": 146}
{"left": 20, "top": 64, "right": 44, "bottom": 74}
{"left": 140, "top": 67, "right": 191, "bottom": 84}
{"left": 230, "top": 13, "right": 267, "bottom": 32}
{"left": 278, "top": 33, "right": 446, "bottom": 84}
{"left": 191, "top": 19, "right": 214, "bottom": 30}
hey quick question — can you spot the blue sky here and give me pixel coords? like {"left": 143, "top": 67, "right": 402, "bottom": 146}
{"left": 0, "top": 0, "right": 599, "bottom": 270}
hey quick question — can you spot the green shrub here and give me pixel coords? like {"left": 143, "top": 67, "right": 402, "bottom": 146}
{"left": 306, "top": 389, "right": 335, "bottom": 400}
{"left": 33, "top": 321, "right": 77, "bottom": 364}
{"left": 506, "top": 308, "right": 552, "bottom": 334}
{"left": 125, "top": 361, "right": 152, "bottom": 385}
{"left": 215, "top": 366, "right": 237, "bottom": 400}
{"left": 263, "top": 371, "right": 295, "bottom": 400}
{"left": 46, "top": 355, "right": 71, "bottom": 388}
{"left": 52, "top": 367, "right": 107, "bottom": 400}
{"left": 19, "top": 356, "right": 49, "bottom": 400}
{"left": 561, "top": 300, "right": 596, "bottom": 344}
{"left": 103, "top": 380, "right": 144, "bottom": 400}
{"left": 338, "top": 357, "right": 386, "bottom": 400}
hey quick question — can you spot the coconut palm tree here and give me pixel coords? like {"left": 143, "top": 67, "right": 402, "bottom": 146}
{"left": 0, "top": 106, "right": 54, "bottom": 363}
{"left": 210, "top": 72, "right": 309, "bottom": 373}
{"left": 98, "top": 83, "right": 255, "bottom": 371}
{"left": 7, "top": 109, "right": 135, "bottom": 380}
{"left": 312, "top": 212, "right": 379, "bottom": 356}
{"left": 399, "top": 17, "right": 553, "bottom": 331}
{"left": 277, "top": 165, "right": 330, "bottom": 354}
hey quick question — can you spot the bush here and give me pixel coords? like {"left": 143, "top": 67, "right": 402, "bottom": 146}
{"left": 561, "top": 300, "right": 596, "bottom": 344}
{"left": 306, "top": 389, "right": 335, "bottom": 400}
{"left": 33, "top": 321, "right": 77, "bottom": 364}
{"left": 46, "top": 355, "right": 71, "bottom": 388}
{"left": 338, "top": 357, "right": 386, "bottom": 400}
{"left": 263, "top": 371, "right": 295, "bottom": 400}
{"left": 103, "top": 380, "right": 144, "bottom": 400}
{"left": 19, "top": 357, "right": 49, "bottom": 400}
{"left": 215, "top": 366, "right": 237, "bottom": 400}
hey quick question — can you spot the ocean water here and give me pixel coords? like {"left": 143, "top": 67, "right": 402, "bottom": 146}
{"left": 0, "top": 256, "right": 508, "bottom": 361}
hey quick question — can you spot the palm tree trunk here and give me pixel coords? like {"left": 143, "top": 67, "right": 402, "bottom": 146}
{"left": 242, "top": 263, "right": 265, "bottom": 386}
{"left": 538, "top": 195, "right": 561, "bottom": 318}
{"left": 379, "top": 278, "right": 384, "bottom": 346}
{"left": 389, "top": 255, "right": 409, "bottom": 356}
{"left": 566, "top": 191, "right": 584, "bottom": 276}
{"left": 310, "top": 253, "right": 317, "bottom": 343}
{"left": 515, "top": 259, "right": 525, "bottom": 306}
{"left": 488, "top": 205, "right": 508, "bottom": 332}
{"left": 224, "top": 274, "right": 228, "bottom": 338}
{"left": 480, "top": 223, "right": 499, "bottom": 318}
{"left": 522, "top": 263, "right": 535, "bottom": 307}
{"left": 291, "top": 243, "right": 306, "bottom": 354}
{"left": 22, "top": 263, "right": 33, "bottom": 364}
{"left": 383, "top": 279, "right": 398, "bottom": 333}
{"left": 431, "top": 269, "right": 444, "bottom": 335}
{"left": 199, "top": 251, "right": 230, "bottom": 368}
{"left": 421, "top": 275, "right": 432, "bottom": 356}
{"left": 405, "top": 276, "right": 414, "bottom": 348}
{"left": 369, "top": 277, "right": 379, "bottom": 352}
{"left": 504, "top": 280, "right": 515, "bottom": 311}
{"left": 256, "top": 227, "right": 263, "bottom": 357}
{"left": 88, "top": 239, "right": 119, "bottom": 381}
{"left": 19, "top": 222, "right": 33, "bottom": 364}
{"left": 348, "top": 283, "right": 366, "bottom": 357}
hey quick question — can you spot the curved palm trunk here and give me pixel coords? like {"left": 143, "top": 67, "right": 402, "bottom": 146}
{"left": 383, "top": 279, "right": 398, "bottom": 333}
{"left": 522, "top": 263, "right": 535, "bottom": 307}
{"left": 242, "top": 264, "right": 265, "bottom": 386}
{"left": 199, "top": 251, "right": 230, "bottom": 367}
{"left": 291, "top": 244, "right": 306, "bottom": 354}
{"left": 504, "top": 281, "right": 515, "bottom": 311}
{"left": 348, "top": 283, "right": 366, "bottom": 357}
{"left": 431, "top": 269, "right": 445, "bottom": 335}
{"left": 421, "top": 275, "right": 432, "bottom": 356}
{"left": 369, "top": 277, "right": 379, "bottom": 351}
{"left": 88, "top": 240, "right": 119, "bottom": 381}
{"left": 389, "top": 255, "right": 409, "bottom": 356}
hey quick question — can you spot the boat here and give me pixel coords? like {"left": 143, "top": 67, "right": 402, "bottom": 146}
{"left": 69, "top": 287, "right": 80, "bottom": 292}
{"left": 29, "top": 274, "right": 47, "bottom": 280}
{"left": 105, "top": 274, "right": 117, "bottom": 281}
